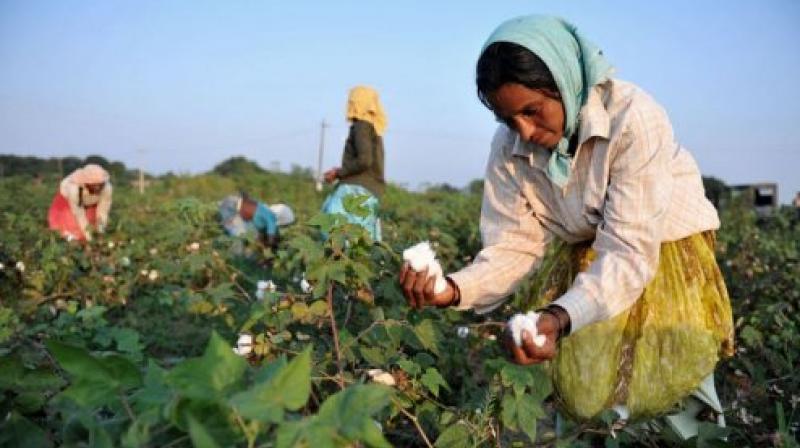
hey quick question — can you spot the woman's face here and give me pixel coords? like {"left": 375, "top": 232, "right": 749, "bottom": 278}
{"left": 488, "top": 83, "right": 565, "bottom": 149}
{"left": 84, "top": 183, "right": 105, "bottom": 195}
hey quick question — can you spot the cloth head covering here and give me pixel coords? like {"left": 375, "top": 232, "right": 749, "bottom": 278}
{"left": 268, "top": 203, "right": 295, "bottom": 226}
{"left": 71, "top": 164, "right": 110, "bottom": 185}
{"left": 346, "top": 86, "right": 388, "bottom": 136}
{"left": 482, "top": 15, "right": 613, "bottom": 187}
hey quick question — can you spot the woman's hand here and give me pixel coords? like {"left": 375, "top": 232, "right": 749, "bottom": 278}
{"left": 323, "top": 168, "right": 340, "bottom": 184}
{"left": 504, "top": 312, "right": 560, "bottom": 365}
{"left": 399, "top": 262, "right": 456, "bottom": 309}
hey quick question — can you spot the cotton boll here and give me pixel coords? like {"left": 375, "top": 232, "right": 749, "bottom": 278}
{"left": 456, "top": 326, "right": 470, "bottom": 339}
{"left": 300, "top": 278, "right": 312, "bottom": 294}
{"left": 508, "top": 312, "right": 545, "bottom": 347}
{"left": 402, "top": 241, "right": 447, "bottom": 294}
{"left": 402, "top": 241, "right": 436, "bottom": 271}
{"left": 15, "top": 261, "right": 25, "bottom": 273}
{"left": 367, "top": 369, "right": 396, "bottom": 386}
{"left": 233, "top": 334, "right": 253, "bottom": 356}
{"left": 255, "top": 280, "right": 277, "bottom": 300}
{"left": 612, "top": 404, "right": 630, "bottom": 421}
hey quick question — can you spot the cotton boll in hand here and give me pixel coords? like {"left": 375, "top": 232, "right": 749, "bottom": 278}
{"left": 402, "top": 241, "right": 447, "bottom": 294}
{"left": 508, "top": 311, "right": 547, "bottom": 347}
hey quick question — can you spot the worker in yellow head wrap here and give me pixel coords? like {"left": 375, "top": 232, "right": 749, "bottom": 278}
{"left": 322, "top": 86, "right": 387, "bottom": 241}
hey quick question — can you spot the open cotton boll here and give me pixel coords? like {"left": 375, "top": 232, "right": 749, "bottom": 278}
{"left": 255, "top": 280, "right": 277, "bottom": 300}
{"left": 233, "top": 334, "right": 253, "bottom": 356}
{"left": 299, "top": 277, "right": 312, "bottom": 294}
{"left": 367, "top": 369, "right": 396, "bottom": 386}
{"left": 612, "top": 404, "right": 630, "bottom": 421}
{"left": 508, "top": 311, "right": 546, "bottom": 347}
{"left": 402, "top": 241, "right": 447, "bottom": 294}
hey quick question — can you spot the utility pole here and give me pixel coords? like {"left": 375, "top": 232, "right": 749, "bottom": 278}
{"left": 137, "top": 148, "right": 146, "bottom": 194}
{"left": 57, "top": 158, "right": 63, "bottom": 177}
{"left": 316, "top": 120, "right": 328, "bottom": 192}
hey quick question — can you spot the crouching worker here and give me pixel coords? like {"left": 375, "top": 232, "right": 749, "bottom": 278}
{"left": 48, "top": 164, "right": 112, "bottom": 242}
{"left": 218, "top": 194, "right": 294, "bottom": 249}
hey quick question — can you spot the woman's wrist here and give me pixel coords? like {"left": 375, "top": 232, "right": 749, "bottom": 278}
{"left": 445, "top": 276, "right": 461, "bottom": 307}
{"left": 537, "top": 304, "right": 571, "bottom": 340}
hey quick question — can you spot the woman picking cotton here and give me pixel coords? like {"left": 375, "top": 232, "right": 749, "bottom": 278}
{"left": 399, "top": 15, "right": 734, "bottom": 440}
{"left": 218, "top": 193, "right": 295, "bottom": 250}
{"left": 48, "top": 164, "right": 112, "bottom": 242}
{"left": 322, "top": 86, "right": 386, "bottom": 241}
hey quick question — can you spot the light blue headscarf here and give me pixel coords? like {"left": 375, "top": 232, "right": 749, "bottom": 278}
{"left": 483, "top": 15, "right": 613, "bottom": 187}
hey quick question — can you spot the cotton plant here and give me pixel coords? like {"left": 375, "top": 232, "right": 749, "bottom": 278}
{"left": 402, "top": 241, "right": 446, "bottom": 293}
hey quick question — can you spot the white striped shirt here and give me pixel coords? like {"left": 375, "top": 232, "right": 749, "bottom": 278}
{"left": 449, "top": 78, "right": 720, "bottom": 332}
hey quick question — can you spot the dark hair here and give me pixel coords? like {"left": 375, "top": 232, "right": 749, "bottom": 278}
{"left": 476, "top": 41, "right": 560, "bottom": 110}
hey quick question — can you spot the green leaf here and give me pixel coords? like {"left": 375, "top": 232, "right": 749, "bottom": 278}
{"left": 308, "top": 213, "right": 342, "bottom": 233}
{"left": 420, "top": 367, "right": 450, "bottom": 398}
{"left": 396, "top": 358, "right": 420, "bottom": 376}
{"left": 101, "top": 355, "right": 143, "bottom": 389}
{"left": 0, "top": 355, "right": 24, "bottom": 389}
{"left": 47, "top": 340, "right": 114, "bottom": 384}
{"left": 501, "top": 392, "right": 544, "bottom": 442}
{"left": 167, "top": 331, "right": 247, "bottom": 401}
{"left": 121, "top": 409, "right": 160, "bottom": 448}
{"left": 47, "top": 340, "right": 142, "bottom": 407}
{"left": 132, "top": 360, "right": 171, "bottom": 409}
{"left": 342, "top": 194, "right": 370, "bottom": 218}
{"left": 0, "top": 412, "right": 52, "bottom": 448}
{"left": 360, "top": 346, "right": 387, "bottom": 366}
{"left": 313, "top": 385, "right": 392, "bottom": 448}
{"left": 413, "top": 320, "right": 441, "bottom": 355}
{"left": 61, "top": 379, "right": 117, "bottom": 408}
{"left": 188, "top": 415, "right": 221, "bottom": 448}
{"left": 501, "top": 363, "right": 534, "bottom": 397}
{"left": 253, "top": 355, "right": 287, "bottom": 384}
{"left": 228, "top": 346, "right": 312, "bottom": 422}
{"left": 110, "top": 327, "right": 143, "bottom": 356}
{"left": 434, "top": 422, "right": 471, "bottom": 448}
{"left": 692, "top": 422, "right": 732, "bottom": 448}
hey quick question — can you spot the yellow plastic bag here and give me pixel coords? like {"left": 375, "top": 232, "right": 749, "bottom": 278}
{"left": 527, "top": 232, "right": 734, "bottom": 421}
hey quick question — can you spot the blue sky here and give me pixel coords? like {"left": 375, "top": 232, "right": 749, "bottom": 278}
{"left": 1, "top": 0, "right": 798, "bottom": 202}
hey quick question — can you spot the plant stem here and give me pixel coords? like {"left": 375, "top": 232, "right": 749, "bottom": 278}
{"left": 392, "top": 398, "right": 433, "bottom": 448}
{"left": 162, "top": 435, "right": 189, "bottom": 448}
{"left": 326, "top": 282, "right": 345, "bottom": 390}
{"left": 234, "top": 411, "right": 256, "bottom": 448}
{"left": 118, "top": 391, "right": 137, "bottom": 421}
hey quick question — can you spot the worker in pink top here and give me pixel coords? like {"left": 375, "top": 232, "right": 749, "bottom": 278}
{"left": 48, "top": 164, "right": 113, "bottom": 242}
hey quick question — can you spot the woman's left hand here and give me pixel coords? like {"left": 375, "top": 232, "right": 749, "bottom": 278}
{"left": 323, "top": 168, "right": 339, "bottom": 184}
{"left": 504, "top": 312, "right": 560, "bottom": 365}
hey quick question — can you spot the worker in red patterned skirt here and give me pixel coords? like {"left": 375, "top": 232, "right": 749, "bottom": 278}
{"left": 48, "top": 164, "right": 113, "bottom": 242}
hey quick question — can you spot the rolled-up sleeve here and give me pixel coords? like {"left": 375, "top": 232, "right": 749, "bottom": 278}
{"left": 449, "top": 128, "right": 553, "bottom": 313}
{"left": 553, "top": 101, "right": 675, "bottom": 332}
